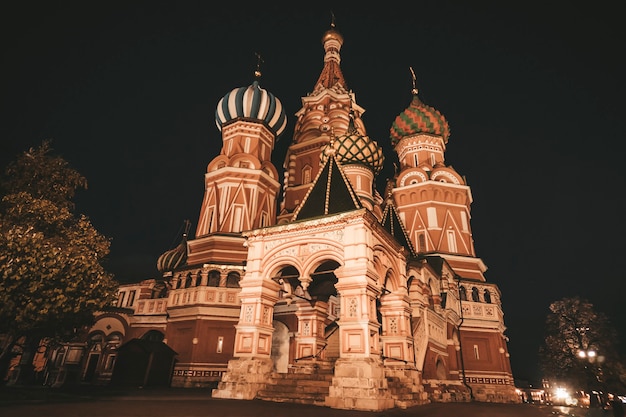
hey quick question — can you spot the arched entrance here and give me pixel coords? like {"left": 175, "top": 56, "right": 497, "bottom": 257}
{"left": 271, "top": 321, "right": 289, "bottom": 373}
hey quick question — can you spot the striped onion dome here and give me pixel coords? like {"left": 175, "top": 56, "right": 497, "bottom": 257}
{"left": 390, "top": 92, "right": 450, "bottom": 147}
{"left": 321, "top": 113, "right": 385, "bottom": 175}
{"left": 156, "top": 239, "right": 187, "bottom": 274}
{"left": 215, "top": 80, "right": 287, "bottom": 137}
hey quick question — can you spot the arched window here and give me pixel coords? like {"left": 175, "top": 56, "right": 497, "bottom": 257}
{"left": 151, "top": 282, "right": 167, "bottom": 298}
{"left": 302, "top": 165, "right": 312, "bottom": 184}
{"left": 226, "top": 272, "right": 240, "bottom": 288}
{"left": 459, "top": 286, "right": 467, "bottom": 301}
{"left": 436, "top": 359, "right": 447, "bottom": 380}
{"left": 418, "top": 233, "right": 426, "bottom": 252}
{"left": 471, "top": 287, "right": 480, "bottom": 302}
{"left": 484, "top": 289, "right": 492, "bottom": 303}
{"left": 208, "top": 270, "right": 220, "bottom": 287}
{"left": 185, "top": 273, "right": 192, "bottom": 288}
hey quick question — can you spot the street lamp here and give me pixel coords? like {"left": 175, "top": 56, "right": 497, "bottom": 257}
{"left": 578, "top": 349, "right": 597, "bottom": 362}
{"left": 578, "top": 348, "right": 606, "bottom": 400}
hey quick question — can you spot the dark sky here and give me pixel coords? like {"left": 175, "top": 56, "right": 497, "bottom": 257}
{"left": 1, "top": 2, "right": 624, "bottom": 385}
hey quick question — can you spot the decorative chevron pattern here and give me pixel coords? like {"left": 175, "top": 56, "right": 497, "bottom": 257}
{"left": 390, "top": 95, "right": 450, "bottom": 146}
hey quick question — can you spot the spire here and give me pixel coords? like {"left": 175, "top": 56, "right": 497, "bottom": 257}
{"left": 314, "top": 14, "right": 347, "bottom": 91}
{"left": 409, "top": 66, "right": 419, "bottom": 96}
{"left": 254, "top": 52, "right": 263, "bottom": 80}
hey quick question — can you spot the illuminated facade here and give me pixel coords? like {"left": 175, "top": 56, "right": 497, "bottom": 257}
{"left": 82, "top": 22, "right": 518, "bottom": 410}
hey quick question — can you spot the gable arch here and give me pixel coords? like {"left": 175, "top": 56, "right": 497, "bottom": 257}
{"left": 267, "top": 263, "right": 303, "bottom": 301}
{"left": 264, "top": 257, "right": 303, "bottom": 282}
{"left": 305, "top": 259, "right": 341, "bottom": 302}
{"left": 372, "top": 245, "right": 406, "bottom": 296}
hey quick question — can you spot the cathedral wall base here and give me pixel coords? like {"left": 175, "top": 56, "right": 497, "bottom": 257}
{"left": 211, "top": 357, "right": 273, "bottom": 400}
{"left": 324, "top": 358, "right": 395, "bottom": 411}
{"left": 170, "top": 363, "right": 225, "bottom": 388}
{"left": 469, "top": 382, "right": 521, "bottom": 403}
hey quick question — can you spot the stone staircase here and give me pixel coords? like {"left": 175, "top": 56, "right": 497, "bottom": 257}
{"left": 255, "top": 365, "right": 334, "bottom": 406}
{"left": 422, "top": 380, "right": 472, "bottom": 403}
{"left": 385, "top": 367, "right": 431, "bottom": 409}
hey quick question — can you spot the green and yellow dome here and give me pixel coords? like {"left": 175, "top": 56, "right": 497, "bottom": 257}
{"left": 390, "top": 93, "right": 450, "bottom": 146}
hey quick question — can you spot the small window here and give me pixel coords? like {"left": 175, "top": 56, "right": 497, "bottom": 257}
{"left": 65, "top": 347, "right": 83, "bottom": 364}
{"left": 55, "top": 348, "right": 66, "bottom": 366}
{"left": 459, "top": 286, "right": 467, "bottom": 301}
{"left": 226, "top": 272, "right": 240, "bottom": 288}
{"left": 117, "top": 292, "right": 126, "bottom": 307}
{"left": 484, "top": 289, "right": 492, "bottom": 303}
{"left": 447, "top": 230, "right": 457, "bottom": 252}
{"left": 471, "top": 287, "right": 480, "bottom": 302}
{"left": 473, "top": 344, "right": 480, "bottom": 360}
{"left": 303, "top": 165, "right": 312, "bottom": 184}
{"left": 208, "top": 271, "right": 220, "bottom": 287}
{"left": 207, "top": 207, "right": 215, "bottom": 232}
{"left": 418, "top": 233, "right": 426, "bottom": 252}
{"left": 436, "top": 359, "right": 447, "bottom": 380}
{"left": 104, "top": 354, "right": 117, "bottom": 371}
{"left": 127, "top": 290, "right": 136, "bottom": 307}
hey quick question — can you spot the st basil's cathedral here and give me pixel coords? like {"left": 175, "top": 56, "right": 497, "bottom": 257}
{"left": 68, "top": 21, "right": 518, "bottom": 411}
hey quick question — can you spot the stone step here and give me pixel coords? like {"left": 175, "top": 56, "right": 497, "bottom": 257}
{"left": 256, "top": 371, "right": 331, "bottom": 406}
{"left": 271, "top": 373, "right": 333, "bottom": 381}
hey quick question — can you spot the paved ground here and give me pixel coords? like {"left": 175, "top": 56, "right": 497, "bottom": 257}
{"left": 0, "top": 386, "right": 592, "bottom": 417}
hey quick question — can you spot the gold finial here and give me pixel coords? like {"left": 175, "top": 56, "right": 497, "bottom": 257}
{"left": 409, "top": 66, "right": 419, "bottom": 95}
{"left": 255, "top": 52, "right": 264, "bottom": 79}
{"left": 330, "top": 11, "right": 336, "bottom": 28}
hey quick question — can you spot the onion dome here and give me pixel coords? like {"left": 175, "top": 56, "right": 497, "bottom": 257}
{"left": 390, "top": 90, "right": 450, "bottom": 147}
{"left": 215, "top": 80, "right": 287, "bottom": 137}
{"left": 321, "top": 112, "right": 384, "bottom": 175}
{"left": 156, "top": 240, "right": 187, "bottom": 274}
{"left": 156, "top": 222, "right": 189, "bottom": 274}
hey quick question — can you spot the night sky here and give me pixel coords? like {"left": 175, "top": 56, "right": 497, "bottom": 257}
{"left": 1, "top": 2, "right": 623, "bottom": 385}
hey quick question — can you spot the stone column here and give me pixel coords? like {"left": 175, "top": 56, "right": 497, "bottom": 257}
{"left": 325, "top": 266, "right": 395, "bottom": 411}
{"left": 212, "top": 267, "right": 279, "bottom": 400}
{"left": 379, "top": 291, "right": 415, "bottom": 364}
{"left": 199, "top": 267, "right": 209, "bottom": 286}
{"left": 293, "top": 300, "right": 327, "bottom": 360}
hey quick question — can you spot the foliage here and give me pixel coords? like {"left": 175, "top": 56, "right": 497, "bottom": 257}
{"left": 0, "top": 140, "right": 118, "bottom": 345}
{"left": 539, "top": 296, "right": 626, "bottom": 393}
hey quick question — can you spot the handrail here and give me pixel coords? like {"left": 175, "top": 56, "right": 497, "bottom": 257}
{"left": 381, "top": 355, "right": 411, "bottom": 364}
{"left": 294, "top": 319, "right": 339, "bottom": 362}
